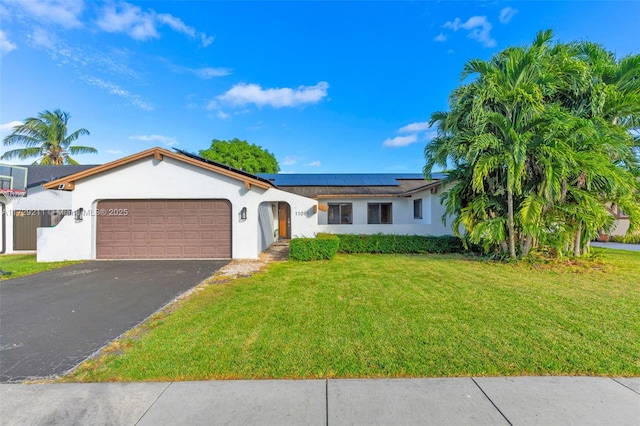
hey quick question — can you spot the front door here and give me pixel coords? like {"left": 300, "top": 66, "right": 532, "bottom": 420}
{"left": 278, "top": 203, "right": 291, "bottom": 240}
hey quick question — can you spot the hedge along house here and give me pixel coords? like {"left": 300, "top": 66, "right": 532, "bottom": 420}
{"left": 36, "top": 147, "right": 319, "bottom": 262}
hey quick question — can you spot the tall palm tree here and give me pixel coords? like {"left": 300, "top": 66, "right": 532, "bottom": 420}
{"left": 2, "top": 109, "right": 96, "bottom": 165}
{"left": 427, "top": 31, "right": 555, "bottom": 258}
{"left": 425, "top": 30, "right": 640, "bottom": 259}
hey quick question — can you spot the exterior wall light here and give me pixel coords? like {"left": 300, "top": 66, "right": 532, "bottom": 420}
{"left": 240, "top": 207, "right": 247, "bottom": 221}
{"left": 74, "top": 208, "right": 84, "bottom": 222}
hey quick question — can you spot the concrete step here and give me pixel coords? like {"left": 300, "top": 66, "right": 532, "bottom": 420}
{"left": 260, "top": 242, "right": 290, "bottom": 262}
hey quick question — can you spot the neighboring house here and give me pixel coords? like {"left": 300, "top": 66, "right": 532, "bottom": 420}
{"left": 32, "top": 147, "right": 451, "bottom": 262}
{"left": 0, "top": 164, "right": 95, "bottom": 253}
{"left": 609, "top": 206, "right": 630, "bottom": 236}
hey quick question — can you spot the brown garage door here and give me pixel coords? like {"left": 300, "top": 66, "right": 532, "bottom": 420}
{"left": 96, "top": 200, "right": 231, "bottom": 259}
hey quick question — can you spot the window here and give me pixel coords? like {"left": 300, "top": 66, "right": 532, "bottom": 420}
{"left": 368, "top": 203, "right": 392, "bottom": 224}
{"left": 413, "top": 199, "right": 422, "bottom": 219}
{"left": 328, "top": 203, "right": 353, "bottom": 224}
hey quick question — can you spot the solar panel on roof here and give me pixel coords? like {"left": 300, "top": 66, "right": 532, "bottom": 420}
{"left": 253, "top": 173, "right": 432, "bottom": 187}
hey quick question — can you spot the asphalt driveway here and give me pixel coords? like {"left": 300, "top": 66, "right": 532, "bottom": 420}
{"left": 0, "top": 260, "right": 228, "bottom": 383}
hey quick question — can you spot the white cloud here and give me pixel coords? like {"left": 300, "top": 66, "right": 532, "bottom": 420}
{"left": 218, "top": 81, "right": 329, "bottom": 108}
{"left": 28, "top": 29, "right": 143, "bottom": 84}
{"left": 0, "top": 121, "right": 23, "bottom": 134}
{"left": 0, "top": 30, "right": 17, "bottom": 55}
{"left": 443, "top": 15, "right": 496, "bottom": 48}
{"left": 434, "top": 33, "right": 446, "bottom": 42}
{"left": 383, "top": 135, "right": 418, "bottom": 148}
{"left": 383, "top": 122, "right": 437, "bottom": 148}
{"left": 399, "top": 122, "right": 431, "bottom": 133}
{"left": 129, "top": 134, "right": 177, "bottom": 146}
{"left": 217, "top": 110, "right": 230, "bottom": 120}
{"left": 194, "top": 67, "right": 231, "bottom": 79}
{"left": 8, "top": 0, "right": 84, "bottom": 28}
{"left": 282, "top": 156, "right": 297, "bottom": 166}
{"left": 106, "top": 149, "right": 124, "bottom": 154}
{"left": 167, "top": 61, "right": 231, "bottom": 79}
{"left": 443, "top": 18, "right": 461, "bottom": 31}
{"left": 201, "top": 33, "right": 215, "bottom": 47}
{"left": 96, "top": 2, "right": 213, "bottom": 46}
{"left": 499, "top": 7, "right": 518, "bottom": 24}
{"left": 83, "top": 76, "right": 153, "bottom": 110}
{"left": 29, "top": 27, "right": 55, "bottom": 49}
{"left": 157, "top": 13, "right": 195, "bottom": 37}
{"left": 307, "top": 161, "right": 321, "bottom": 167}
{"left": 97, "top": 2, "right": 158, "bottom": 40}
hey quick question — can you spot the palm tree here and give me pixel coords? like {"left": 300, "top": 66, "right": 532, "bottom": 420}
{"left": 427, "top": 31, "right": 555, "bottom": 258}
{"left": 2, "top": 109, "right": 96, "bottom": 165}
{"left": 425, "top": 30, "right": 640, "bottom": 259}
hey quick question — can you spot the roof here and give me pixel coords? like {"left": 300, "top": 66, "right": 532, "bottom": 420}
{"left": 43, "top": 147, "right": 274, "bottom": 191}
{"left": 258, "top": 173, "right": 428, "bottom": 187}
{"left": 25, "top": 165, "right": 98, "bottom": 188}
{"left": 258, "top": 173, "right": 445, "bottom": 199}
{"left": 174, "top": 148, "right": 274, "bottom": 187}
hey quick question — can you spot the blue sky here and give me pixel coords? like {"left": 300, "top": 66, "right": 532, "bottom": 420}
{"left": 1, "top": 1, "right": 638, "bottom": 173}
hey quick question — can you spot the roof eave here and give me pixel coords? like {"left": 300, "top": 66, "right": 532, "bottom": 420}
{"left": 43, "top": 147, "right": 273, "bottom": 191}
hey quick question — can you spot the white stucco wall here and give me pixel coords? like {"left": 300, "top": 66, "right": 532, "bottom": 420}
{"left": 610, "top": 218, "right": 630, "bottom": 236}
{"left": 2, "top": 188, "right": 73, "bottom": 254}
{"left": 37, "top": 156, "right": 319, "bottom": 261}
{"left": 316, "top": 187, "right": 453, "bottom": 236}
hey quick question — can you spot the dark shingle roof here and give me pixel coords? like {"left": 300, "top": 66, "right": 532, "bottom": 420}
{"left": 26, "top": 165, "right": 99, "bottom": 188}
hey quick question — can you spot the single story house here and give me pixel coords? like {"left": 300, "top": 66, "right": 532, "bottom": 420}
{"left": 1, "top": 146, "right": 631, "bottom": 261}
{"left": 2, "top": 147, "right": 451, "bottom": 261}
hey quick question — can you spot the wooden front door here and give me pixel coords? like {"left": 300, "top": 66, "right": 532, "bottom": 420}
{"left": 278, "top": 203, "right": 291, "bottom": 239}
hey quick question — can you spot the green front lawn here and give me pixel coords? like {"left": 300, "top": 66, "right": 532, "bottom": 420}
{"left": 67, "top": 249, "right": 640, "bottom": 381}
{"left": 0, "top": 254, "right": 82, "bottom": 280}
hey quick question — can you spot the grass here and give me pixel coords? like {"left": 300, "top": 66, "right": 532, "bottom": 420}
{"left": 0, "top": 254, "right": 82, "bottom": 280}
{"left": 66, "top": 249, "right": 640, "bottom": 381}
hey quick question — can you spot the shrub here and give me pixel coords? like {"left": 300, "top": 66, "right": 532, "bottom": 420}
{"left": 331, "top": 234, "right": 465, "bottom": 254}
{"left": 290, "top": 234, "right": 340, "bottom": 261}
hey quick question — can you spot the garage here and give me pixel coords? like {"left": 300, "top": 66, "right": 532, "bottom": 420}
{"left": 96, "top": 199, "right": 231, "bottom": 259}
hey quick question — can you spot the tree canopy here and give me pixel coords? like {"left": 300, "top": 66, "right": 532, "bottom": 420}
{"left": 199, "top": 138, "right": 280, "bottom": 174}
{"left": 2, "top": 109, "right": 96, "bottom": 165}
{"left": 425, "top": 30, "right": 640, "bottom": 259}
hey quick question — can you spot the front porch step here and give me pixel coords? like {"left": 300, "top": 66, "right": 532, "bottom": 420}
{"left": 261, "top": 241, "right": 290, "bottom": 262}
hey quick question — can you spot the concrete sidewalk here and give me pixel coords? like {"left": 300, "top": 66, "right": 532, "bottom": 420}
{"left": 1, "top": 377, "right": 639, "bottom": 425}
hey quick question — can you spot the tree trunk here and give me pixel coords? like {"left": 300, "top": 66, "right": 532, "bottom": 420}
{"left": 522, "top": 235, "right": 533, "bottom": 257}
{"left": 573, "top": 222, "right": 582, "bottom": 257}
{"left": 500, "top": 241, "right": 509, "bottom": 254}
{"left": 507, "top": 189, "right": 517, "bottom": 259}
